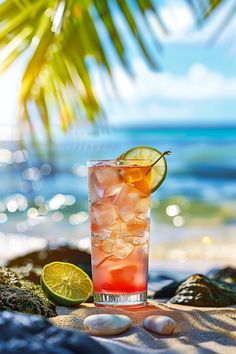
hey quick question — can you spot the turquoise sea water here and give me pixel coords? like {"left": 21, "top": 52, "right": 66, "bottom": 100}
{"left": 0, "top": 126, "right": 236, "bottom": 234}
{"left": 1, "top": 126, "right": 236, "bottom": 201}
{"left": 81, "top": 126, "right": 236, "bottom": 202}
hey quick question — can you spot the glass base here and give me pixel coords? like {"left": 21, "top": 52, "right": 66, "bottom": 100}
{"left": 93, "top": 291, "right": 147, "bottom": 308}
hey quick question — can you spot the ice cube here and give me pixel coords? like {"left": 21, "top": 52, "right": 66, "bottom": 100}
{"left": 136, "top": 242, "right": 149, "bottom": 257}
{"left": 135, "top": 197, "right": 150, "bottom": 216}
{"left": 115, "top": 184, "right": 145, "bottom": 222}
{"left": 94, "top": 166, "right": 121, "bottom": 186}
{"left": 110, "top": 265, "right": 137, "bottom": 283}
{"left": 116, "top": 206, "right": 134, "bottom": 223}
{"left": 105, "top": 221, "right": 121, "bottom": 232}
{"left": 131, "top": 237, "right": 144, "bottom": 246}
{"left": 124, "top": 167, "right": 143, "bottom": 183}
{"left": 133, "top": 172, "right": 151, "bottom": 195}
{"left": 91, "top": 234, "right": 101, "bottom": 248}
{"left": 111, "top": 238, "right": 134, "bottom": 259}
{"left": 120, "top": 220, "right": 130, "bottom": 235}
{"left": 124, "top": 230, "right": 149, "bottom": 246}
{"left": 126, "top": 217, "right": 148, "bottom": 235}
{"left": 92, "top": 167, "right": 124, "bottom": 200}
{"left": 92, "top": 246, "right": 107, "bottom": 267}
{"left": 99, "top": 232, "right": 134, "bottom": 259}
{"left": 88, "top": 171, "right": 104, "bottom": 202}
{"left": 91, "top": 199, "right": 118, "bottom": 227}
{"left": 100, "top": 232, "right": 116, "bottom": 254}
{"left": 104, "top": 219, "right": 126, "bottom": 231}
{"left": 104, "top": 183, "right": 124, "bottom": 198}
{"left": 91, "top": 223, "right": 112, "bottom": 240}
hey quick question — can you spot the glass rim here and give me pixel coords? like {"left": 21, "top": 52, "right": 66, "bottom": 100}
{"left": 87, "top": 159, "right": 152, "bottom": 166}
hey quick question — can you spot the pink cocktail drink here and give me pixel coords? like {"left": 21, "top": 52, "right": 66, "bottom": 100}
{"left": 88, "top": 160, "right": 151, "bottom": 307}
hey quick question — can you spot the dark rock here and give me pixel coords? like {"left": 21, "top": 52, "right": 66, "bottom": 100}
{"left": 153, "top": 267, "right": 236, "bottom": 307}
{"left": 168, "top": 274, "right": 236, "bottom": 307}
{"left": 0, "top": 267, "right": 56, "bottom": 317}
{"left": 0, "top": 267, "right": 21, "bottom": 287}
{"left": 7, "top": 246, "right": 91, "bottom": 284}
{"left": 0, "top": 285, "right": 56, "bottom": 317}
{"left": 0, "top": 311, "right": 109, "bottom": 354}
{"left": 207, "top": 267, "right": 236, "bottom": 284}
{"left": 153, "top": 280, "right": 181, "bottom": 299}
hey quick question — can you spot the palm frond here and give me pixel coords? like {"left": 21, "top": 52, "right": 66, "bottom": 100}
{"left": 204, "top": 0, "right": 225, "bottom": 18}
{"left": 0, "top": 0, "right": 163, "bottom": 149}
{"left": 186, "top": 0, "right": 225, "bottom": 21}
{"left": 93, "top": 0, "right": 127, "bottom": 68}
{"left": 0, "top": 26, "right": 32, "bottom": 73}
{"left": 116, "top": 0, "right": 158, "bottom": 69}
{"left": 187, "top": 0, "right": 235, "bottom": 43}
{"left": 205, "top": 0, "right": 236, "bottom": 43}
{"left": 136, "top": 0, "right": 169, "bottom": 35}
{"left": 0, "top": 0, "right": 228, "bottom": 151}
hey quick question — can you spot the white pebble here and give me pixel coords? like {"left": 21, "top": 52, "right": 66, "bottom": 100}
{"left": 144, "top": 315, "right": 176, "bottom": 335}
{"left": 83, "top": 314, "right": 131, "bottom": 336}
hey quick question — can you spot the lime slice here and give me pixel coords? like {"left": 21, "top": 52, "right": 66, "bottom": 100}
{"left": 41, "top": 262, "right": 93, "bottom": 306}
{"left": 122, "top": 146, "right": 168, "bottom": 192}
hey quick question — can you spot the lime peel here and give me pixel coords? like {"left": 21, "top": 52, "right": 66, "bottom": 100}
{"left": 41, "top": 261, "right": 93, "bottom": 307}
{"left": 122, "top": 146, "right": 169, "bottom": 192}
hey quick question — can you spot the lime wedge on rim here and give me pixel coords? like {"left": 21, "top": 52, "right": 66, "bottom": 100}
{"left": 41, "top": 261, "right": 93, "bottom": 306}
{"left": 122, "top": 146, "right": 168, "bottom": 192}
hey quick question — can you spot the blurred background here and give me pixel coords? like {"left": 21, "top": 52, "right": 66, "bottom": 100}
{"left": 0, "top": 0, "right": 236, "bottom": 275}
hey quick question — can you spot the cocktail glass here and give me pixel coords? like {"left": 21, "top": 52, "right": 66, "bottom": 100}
{"left": 88, "top": 159, "right": 151, "bottom": 307}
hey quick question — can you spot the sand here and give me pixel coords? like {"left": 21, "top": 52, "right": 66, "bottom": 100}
{"left": 52, "top": 301, "right": 236, "bottom": 354}
{"left": 1, "top": 232, "right": 236, "bottom": 352}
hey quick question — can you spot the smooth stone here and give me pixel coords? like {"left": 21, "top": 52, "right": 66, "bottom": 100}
{"left": 144, "top": 315, "right": 176, "bottom": 335}
{"left": 83, "top": 314, "right": 131, "bottom": 336}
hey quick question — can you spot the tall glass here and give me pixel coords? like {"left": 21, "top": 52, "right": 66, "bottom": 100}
{"left": 88, "top": 159, "right": 151, "bottom": 307}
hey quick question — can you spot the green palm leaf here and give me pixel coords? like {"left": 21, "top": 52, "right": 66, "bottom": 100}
{"left": 0, "top": 0, "right": 227, "bottom": 150}
{"left": 0, "top": 0, "right": 164, "bottom": 149}
{"left": 186, "top": 0, "right": 225, "bottom": 21}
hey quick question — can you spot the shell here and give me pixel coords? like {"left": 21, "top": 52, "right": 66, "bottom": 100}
{"left": 83, "top": 314, "right": 131, "bottom": 336}
{"left": 144, "top": 315, "right": 176, "bottom": 335}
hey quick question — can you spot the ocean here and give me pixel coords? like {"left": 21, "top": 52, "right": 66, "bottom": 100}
{"left": 0, "top": 126, "right": 236, "bottom": 269}
{"left": 2, "top": 126, "right": 236, "bottom": 200}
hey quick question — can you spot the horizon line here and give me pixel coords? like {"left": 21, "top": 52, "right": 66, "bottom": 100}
{"left": 109, "top": 124, "right": 236, "bottom": 130}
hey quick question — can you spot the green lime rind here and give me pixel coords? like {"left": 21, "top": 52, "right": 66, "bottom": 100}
{"left": 122, "top": 146, "right": 167, "bottom": 192}
{"left": 41, "top": 261, "right": 93, "bottom": 307}
{"left": 116, "top": 153, "right": 125, "bottom": 160}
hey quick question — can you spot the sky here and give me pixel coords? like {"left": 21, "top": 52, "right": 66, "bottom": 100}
{"left": 0, "top": 0, "right": 236, "bottom": 140}
{"left": 93, "top": 0, "right": 236, "bottom": 127}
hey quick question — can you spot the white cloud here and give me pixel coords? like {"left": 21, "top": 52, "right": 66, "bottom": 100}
{"left": 93, "top": 61, "right": 236, "bottom": 125}
{"left": 133, "top": 62, "right": 236, "bottom": 101}
{"left": 94, "top": 61, "right": 236, "bottom": 103}
{"left": 149, "top": 0, "right": 236, "bottom": 46}
{"left": 148, "top": 1, "right": 195, "bottom": 39}
{"left": 106, "top": 0, "right": 235, "bottom": 49}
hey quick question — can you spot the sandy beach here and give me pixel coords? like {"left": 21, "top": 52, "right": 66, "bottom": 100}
{"left": 52, "top": 301, "right": 236, "bottom": 354}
